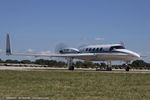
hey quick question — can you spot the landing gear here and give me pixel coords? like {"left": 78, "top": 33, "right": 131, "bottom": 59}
{"left": 106, "top": 67, "right": 112, "bottom": 71}
{"left": 125, "top": 61, "right": 130, "bottom": 71}
{"left": 96, "top": 61, "right": 112, "bottom": 71}
{"left": 67, "top": 58, "right": 74, "bottom": 70}
{"left": 68, "top": 66, "right": 74, "bottom": 70}
{"left": 125, "top": 66, "right": 130, "bottom": 71}
{"left": 107, "top": 61, "right": 112, "bottom": 71}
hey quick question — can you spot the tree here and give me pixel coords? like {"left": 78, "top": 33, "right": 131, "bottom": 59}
{"left": 75, "top": 61, "right": 83, "bottom": 68}
{"left": 5, "top": 59, "right": 20, "bottom": 63}
{"left": 21, "top": 60, "right": 32, "bottom": 64}
{"left": 83, "top": 61, "right": 93, "bottom": 68}
{"left": 131, "top": 60, "right": 147, "bottom": 68}
{"left": 56, "top": 61, "right": 66, "bottom": 67}
{"left": 34, "top": 59, "right": 66, "bottom": 67}
{"left": 0, "top": 59, "right": 4, "bottom": 63}
{"left": 35, "top": 59, "right": 46, "bottom": 65}
{"left": 94, "top": 63, "right": 100, "bottom": 67}
{"left": 101, "top": 63, "right": 106, "bottom": 67}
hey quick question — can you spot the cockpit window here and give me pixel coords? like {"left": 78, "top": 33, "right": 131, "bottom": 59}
{"left": 110, "top": 46, "right": 125, "bottom": 51}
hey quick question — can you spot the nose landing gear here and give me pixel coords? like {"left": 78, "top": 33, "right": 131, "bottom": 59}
{"left": 125, "top": 61, "right": 130, "bottom": 71}
{"left": 125, "top": 66, "right": 130, "bottom": 71}
{"left": 67, "top": 58, "right": 74, "bottom": 70}
{"left": 107, "top": 61, "right": 112, "bottom": 71}
{"left": 68, "top": 66, "right": 74, "bottom": 70}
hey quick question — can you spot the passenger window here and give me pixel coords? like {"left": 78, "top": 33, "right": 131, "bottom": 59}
{"left": 86, "top": 48, "right": 88, "bottom": 51}
{"left": 93, "top": 48, "right": 95, "bottom": 51}
{"left": 100, "top": 48, "right": 103, "bottom": 51}
{"left": 89, "top": 48, "right": 91, "bottom": 51}
{"left": 96, "top": 48, "right": 99, "bottom": 51}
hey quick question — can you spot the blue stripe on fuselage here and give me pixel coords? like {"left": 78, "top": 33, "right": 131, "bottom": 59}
{"left": 81, "top": 51, "right": 129, "bottom": 55}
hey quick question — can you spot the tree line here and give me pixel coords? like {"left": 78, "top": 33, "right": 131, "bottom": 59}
{"left": 0, "top": 59, "right": 150, "bottom": 69}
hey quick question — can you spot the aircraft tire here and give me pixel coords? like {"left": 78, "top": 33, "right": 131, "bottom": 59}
{"left": 68, "top": 66, "right": 74, "bottom": 70}
{"left": 107, "top": 67, "right": 112, "bottom": 71}
{"left": 125, "top": 66, "right": 130, "bottom": 71}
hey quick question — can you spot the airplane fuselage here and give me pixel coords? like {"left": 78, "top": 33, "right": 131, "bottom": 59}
{"left": 60, "top": 44, "right": 140, "bottom": 62}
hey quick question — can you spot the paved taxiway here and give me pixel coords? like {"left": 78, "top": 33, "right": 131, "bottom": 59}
{"left": 0, "top": 66, "right": 150, "bottom": 74}
{"left": 0, "top": 66, "right": 65, "bottom": 70}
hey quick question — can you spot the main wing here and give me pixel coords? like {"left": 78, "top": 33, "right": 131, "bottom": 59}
{"left": 6, "top": 34, "right": 95, "bottom": 59}
{"left": 10, "top": 53, "right": 95, "bottom": 58}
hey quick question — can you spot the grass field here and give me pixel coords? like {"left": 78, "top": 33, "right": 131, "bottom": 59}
{"left": 0, "top": 70, "right": 150, "bottom": 100}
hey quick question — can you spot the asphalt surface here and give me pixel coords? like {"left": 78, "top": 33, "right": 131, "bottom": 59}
{"left": 0, "top": 66, "right": 150, "bottom": 74}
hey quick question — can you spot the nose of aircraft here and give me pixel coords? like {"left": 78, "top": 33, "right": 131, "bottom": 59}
{"left": 132, "top": 52, "right": 141, "bottom": 59}
{"left": 115, "top": 49, "right": 141, "bottom": 60}
{"left": 126, "top": 49, "right": 140, "bottom": 60}
{"left": 128, "top": 50, "right": 141, "bottom": 60}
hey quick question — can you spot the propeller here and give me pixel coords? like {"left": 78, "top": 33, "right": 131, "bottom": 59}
{"left": 55, "top": 43, "right": 68, "bottom": 54}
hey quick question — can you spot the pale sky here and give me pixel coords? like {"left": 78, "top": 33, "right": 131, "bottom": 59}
{"left": 0, "top": 0, "right": 150, "bottom": 63}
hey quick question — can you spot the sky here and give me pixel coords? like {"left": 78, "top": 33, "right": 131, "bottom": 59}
{"left": 0, "top": 0, "right": 150, "bottom": 63}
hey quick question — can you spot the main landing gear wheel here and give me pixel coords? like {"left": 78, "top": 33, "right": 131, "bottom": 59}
{"left": 67, "top": 58, "right": 74, "bottom": 70}
{"left": 106, "top": 67, "right": 112, "bottom": 71}
{"left": 68, "top": 66, "right": 74, "bottom": 70}
{"left": 125, "top": 66, "right": 130, "bottom": 71}
{"left": 107, "top": 61, "right": 112, "bottom": 71}
{"left": 125, "top": 62, "right": 130, "bottom": 71}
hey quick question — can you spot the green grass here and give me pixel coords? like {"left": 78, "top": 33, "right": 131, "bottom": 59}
{"left": 0, "top": 70, "right": 150, "bottom": 100}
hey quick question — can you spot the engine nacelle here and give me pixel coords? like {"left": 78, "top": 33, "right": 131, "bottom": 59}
{"left": 59, "top": 48, "right": 80, "bottom": 54}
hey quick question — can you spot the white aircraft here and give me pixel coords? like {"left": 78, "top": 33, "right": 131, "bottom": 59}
{"left": 6, "top": 34, "right": 141, "bottom": 71}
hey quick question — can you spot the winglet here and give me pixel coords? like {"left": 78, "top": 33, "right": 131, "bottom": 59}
{"left": 6, "top": 34, "right": 12, "bottom": 55}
